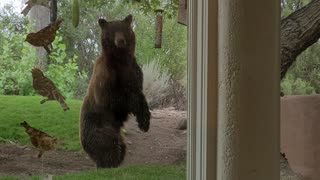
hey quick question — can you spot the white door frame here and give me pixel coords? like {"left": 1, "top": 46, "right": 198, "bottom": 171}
{"left": 187, "top": 0, "right": 217, "bottom": 180}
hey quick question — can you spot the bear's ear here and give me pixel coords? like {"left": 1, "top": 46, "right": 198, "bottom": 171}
{"left": 124, "top": 14, "right": 133, "bottom": 25}
{"left": 98, "top": 19, "right": 108, "bottom": 28}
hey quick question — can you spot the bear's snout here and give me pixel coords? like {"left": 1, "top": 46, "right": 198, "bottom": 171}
{"left": 114, "top": 32, "right": 126, "bottom": 48}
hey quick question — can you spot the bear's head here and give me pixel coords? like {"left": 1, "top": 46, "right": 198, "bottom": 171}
{"left": 99, "top": 15, "right": 135, "bottom": 54}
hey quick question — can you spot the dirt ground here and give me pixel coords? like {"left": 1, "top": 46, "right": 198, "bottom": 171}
{"left": 0, "top": 107, "right": 304, "bottom": 179}
{"left": 0, "top": 108, "right": 187, "bottom": 177}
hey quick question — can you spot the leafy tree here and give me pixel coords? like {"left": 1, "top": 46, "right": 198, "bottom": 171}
{"left": 0, "top": 1, "right": 187, "bottom": 97}
{"left": 0, "top": 4, "right": 88, "bottom": 98}
{"left": 58, "top": 1, "right": 187, "bottom": 79}
{"left": 280, "top": 0, "right": 320, "bottom": 79}
{"left": 281, "top": 0, "right": 310, "bottom": 17}
{"left": 0, "top": 5, "right": 35, "bottom": 95}
{"left": 82, "top": 0, "right": 179, "bottom": 18}
{"left": 281, "top": 41, "right": 320, "bottom": 94}
{"left": 281, "top": 74, "right": 316, "bottom": 95}
{"left": 280, "top": 0, "right": 320, "bottom": 95}
{"left": 46, "top": 33, "right": 88, "bottom": 98}
{"left": 134, "top": 12, "right": 187, "bottom": 79}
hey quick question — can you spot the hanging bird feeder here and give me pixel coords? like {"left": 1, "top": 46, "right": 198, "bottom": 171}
{"left": 177, "top": 0, "right": 188, "bottom": 26}
{"left": 72, "top": 0, "right": 80, "bottom": 28}
{"left": 154, "top": 9, "right": 164, "bottom": 48}
{"left": 50, "top": 0, "right": 58, "bottom": 23}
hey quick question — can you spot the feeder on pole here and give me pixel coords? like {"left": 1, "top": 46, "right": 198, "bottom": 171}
{"left": 177, "top": 0, "right": 188, "bottom": 26}
{"left": 154, "top": 9, "right": 164, "bottom": 48}
{"left": 50, "top": 0, "right": 57, "bottom": 23}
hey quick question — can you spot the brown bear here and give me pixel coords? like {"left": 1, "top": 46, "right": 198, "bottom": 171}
{"left": 79, "top": 14, "right": 150, "bottom": 168}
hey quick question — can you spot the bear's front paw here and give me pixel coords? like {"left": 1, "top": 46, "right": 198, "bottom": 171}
{"left": 137, "top": 110, "right": 150, "bottom": 132}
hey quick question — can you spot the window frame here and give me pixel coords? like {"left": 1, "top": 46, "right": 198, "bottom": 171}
{"left": 187, "top": 1, "right": 217, "bottom": 180}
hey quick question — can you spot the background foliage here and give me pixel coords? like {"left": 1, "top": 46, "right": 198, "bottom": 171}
{"left": 2, "top": 0, "right": 320, "bottom": 100}
{"left": 0, "top": 5, "right": 35, "bottom": 96}
{"left": 280, "top": 0, "right": 320, "bottom": 95}
{"left": 0, "top": 0, "right": 187, "bottom": 101}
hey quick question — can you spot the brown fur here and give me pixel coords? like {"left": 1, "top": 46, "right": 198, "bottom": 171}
{"left": 79, "top": 15, "right": 150, "bottom": 168}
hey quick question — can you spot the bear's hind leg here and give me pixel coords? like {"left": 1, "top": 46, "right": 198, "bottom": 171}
{"left": 96, "top": 140, "right": 126, "bottom": 168}
{"left": 80, "top": 110, "right": 127, "bottom": 168}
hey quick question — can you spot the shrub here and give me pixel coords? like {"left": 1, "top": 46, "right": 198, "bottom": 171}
{"left": 142, "top": 60, "right": 171, "bottom": 109}
{"left": 134, "top": 12, "right": 187, "bottom": 80}
{"left": 0, "top": 23, "right": 36, "bottom": 96}
{"left": 46, "top": 34, "right": 88, "bottom": 99}
{"left": 281, "top": 73, "right": 316, "bottom": 95}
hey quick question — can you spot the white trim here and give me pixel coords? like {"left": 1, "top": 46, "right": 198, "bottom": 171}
{"left": 187, "top": 0, "right": 197, "bottom": 178}
{"left": 187, "top": 0, "right": 217, "bottom": 179}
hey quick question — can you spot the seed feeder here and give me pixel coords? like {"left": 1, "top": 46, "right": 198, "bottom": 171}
{"left": 177, "top": 0, "right": 188, "bottom": 26}
{"left": 154, "top": 9, "right": 164, "bottom": 48}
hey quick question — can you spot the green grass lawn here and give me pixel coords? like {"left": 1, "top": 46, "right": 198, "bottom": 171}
{"left": 0, "top": 95, "right": 82, "bottom": 151}
{"left": 0, "top": 164, "right": 186, "bottom": 180}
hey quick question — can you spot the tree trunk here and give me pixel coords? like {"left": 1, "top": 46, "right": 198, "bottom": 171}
{"left": 281, "top": 0, "right": 320, "bottom": 79}
{"left": 30, "top": 5, "right": 50, "bottom": 69}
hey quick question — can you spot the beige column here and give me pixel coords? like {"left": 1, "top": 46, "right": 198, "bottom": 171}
{"left": 217, "top": 0, "right": 280, "bottom": 180}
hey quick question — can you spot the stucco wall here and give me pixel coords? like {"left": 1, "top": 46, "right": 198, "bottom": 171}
{"left": 281, "top": 94, "right": 320, "bottom": 180}
{"left": 216, "top": 0, "right": 280, "bottom": 179}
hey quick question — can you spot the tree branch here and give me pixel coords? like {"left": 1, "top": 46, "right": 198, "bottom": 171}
{"left": 281, "top": 0, "right": 320, "bottom": 79}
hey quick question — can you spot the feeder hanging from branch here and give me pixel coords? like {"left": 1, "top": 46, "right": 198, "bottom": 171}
{"left": 177, "top": 0, "right": 188, "bottom": 26}
{"left": 154, "top": 9, "right": 164, "bottom": 48}
{"left": 72, "top": 0, "right": 80, "bottom": 28}
{"left": 50, "top": 0, "right": 58, "bottom": 23}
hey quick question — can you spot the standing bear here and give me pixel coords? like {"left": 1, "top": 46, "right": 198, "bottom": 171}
{"left": 79, "top": 14, "right": 151, "bottom": 168}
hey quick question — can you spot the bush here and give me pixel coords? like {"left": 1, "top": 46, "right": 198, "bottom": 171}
{"left": 281, "top": 42, "right": 320, "bottom": 94}
{"left": 281, "top": 74, "right": 316, "bottom": 95}
{"left": 134, "top": 12, "right": 187, "bottom": 80}
{"left": 0, "top": 22, "right": 36, "bottom": 96}
{"left": 142, "top": 60, "right": 171, "bottom": 109}
{"left": 46, "top": 33, "right": 88, "bottom": 99}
